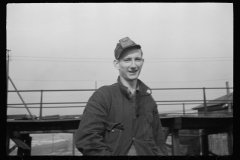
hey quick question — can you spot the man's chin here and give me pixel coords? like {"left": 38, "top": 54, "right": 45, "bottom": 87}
{"left": 126, "top": 75, "right": 138, "bottom": 81}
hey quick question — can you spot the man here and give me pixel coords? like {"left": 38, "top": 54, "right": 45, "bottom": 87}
{"left": 74, "top": 37, "right": 167, "bottom": 156}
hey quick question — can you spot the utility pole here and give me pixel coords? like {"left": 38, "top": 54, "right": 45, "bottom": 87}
{"left": 6, "top": 49, "right": 10, "bottom": 114}
{"left": 6, "top": 49, "right": 10, "bottom": 156}
{"left": 226, "top": 81, "right": 232, "bottom": 113}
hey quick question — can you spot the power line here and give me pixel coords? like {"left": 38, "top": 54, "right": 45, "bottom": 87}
{"left": 12, "top": 55, "right": 233, "bottom": 60}
{"left": 10, "top": 59, "right": 232, "bottom": 62}
{"left": 12, "top": 56, "right": 112, "bottom": 59}
{"left": 11, "top": 58, "right": 233, "bottom": 63}
{"left": 11, "top": 59, "right": 110, "bottom": 62}
{"left": 11, "top": 78, "right": 232, "bottom": 83}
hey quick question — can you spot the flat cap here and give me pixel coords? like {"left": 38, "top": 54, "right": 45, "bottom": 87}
{"left": 114, "top": 37, "right": 141, "bottom": 59}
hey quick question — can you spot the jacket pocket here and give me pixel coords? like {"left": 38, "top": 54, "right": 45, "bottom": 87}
{"left": 148, "top": 139, "right": 164, "bottom": 155}
{"left": 104, "top": 122, "right": 124, "bottom": 155}
{"left": 151, "top": 146, "right": 164, "bottom": 155}
{"left": 143, "top": 113, "right": 153, "bottom": 140}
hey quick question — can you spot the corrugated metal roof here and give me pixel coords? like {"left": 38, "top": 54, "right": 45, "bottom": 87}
{"left": 192, "top": 92, "right": 233, "bottom": 110}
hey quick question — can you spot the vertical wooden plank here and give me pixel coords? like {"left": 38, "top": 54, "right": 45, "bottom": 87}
{"left": 201, "top": 130, "right": 209, "bottom": 155}
{"left": 17, "top": 134, "right": 32, "bottom": 156}
{"left": 23, "top": 134, "right": 32, "bottom": 156}
{"left": 17, "top": 144, "right": 24, "bottom": 156}
{"left": 72, "top": 133, "right": 75, "bottom": 155}
{"left": 17, "top": 133, "right": 24, "bottom": 156}
{"left": 171, "top": 129, "right": 180, "bottom": 155}
{"left": 164, "top": 127, "right": 172, "bottom": 142}
{"left": 6, "top": 134, "right": 10, "bottom": 155}
{"left": 227, "top": 131, "right": 233, "bottom": 155}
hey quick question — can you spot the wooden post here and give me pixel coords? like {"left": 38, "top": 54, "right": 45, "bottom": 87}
{"left": 203, "top": 88, "right": 207, "bottom": 116}
{"left": 183, "top": 103, "right": 185, "bottom": 116}
{"left": 201, "top": 130, "right": 209, "bottom": 155}
{"left": 39, "top": 90, "right": 43, "bottom": 120}
{"left": 6, "top": 133, "right": 10, "bottom": 155}
{"left": 164, "top": 127, "right": 172, "bottom": 142}
{"left": 171, "top": 129, "right": 180, "bottom": 155}
{"left": 17, "top": 134, "right": 24, "bottom": 156}
{"left": 227, "top": 130, "right": 233, "bottom": 155}
{"left": 17, "top": 134, "right": 32, "bottom": 156}
{"left": 17, "top": 145, "right": 24, "bottom": 156}
{"left": 24, "top": 134, "right": 32, "bottom": 156}
{"left": 72, "top": 133, "right": 75, "bottom": 155}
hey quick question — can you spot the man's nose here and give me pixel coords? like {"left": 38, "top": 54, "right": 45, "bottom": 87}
{"left": 130, "top": 60, "right": 137, "bottom": 68}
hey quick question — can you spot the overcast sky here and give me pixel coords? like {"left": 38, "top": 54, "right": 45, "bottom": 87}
{"left": 7, "top": 3, "right": 233, "bottom": 116}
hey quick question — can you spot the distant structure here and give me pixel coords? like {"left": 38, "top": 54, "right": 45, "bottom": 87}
{"left": 7, "top": 81, "right": 233, "bottom": 156}
{"left": 192, "top": 92, "right": 233, "bottom": 116}
{"left": 192, "top": 90, "right": 233, "bottom": 155}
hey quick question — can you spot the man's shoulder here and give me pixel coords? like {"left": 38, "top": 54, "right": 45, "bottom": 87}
{"left": 90, "top": 83, "right": 119, "bottom": 100}
{"left": 137, "top": 79, "right": 149, "bottom": 88}
{"left": 96, "top": 83, "right": 119, "bottom": 93}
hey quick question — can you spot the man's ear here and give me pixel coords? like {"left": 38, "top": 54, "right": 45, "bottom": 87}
{"left": 113, "top": 59, "right": 120, "bottom": 70}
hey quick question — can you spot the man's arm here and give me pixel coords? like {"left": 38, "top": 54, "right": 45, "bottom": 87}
{"left": 74, "top": 89, "right": 111, "bottom": 155}
{"left": 152, "top": 106, "right": 168, "bottom": 155}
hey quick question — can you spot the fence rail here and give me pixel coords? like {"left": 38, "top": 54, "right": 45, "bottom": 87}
{"left": 7, "top": 87, "right": 233, "bottom": 120}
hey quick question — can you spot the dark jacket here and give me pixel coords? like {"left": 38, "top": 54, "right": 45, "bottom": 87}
{"left": 74, "top": 77, "right": 167, "bottom": 156}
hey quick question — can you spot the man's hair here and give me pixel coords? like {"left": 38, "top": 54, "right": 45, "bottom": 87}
{"left": 118, "top": 46, "right": 143, "bottom": 60}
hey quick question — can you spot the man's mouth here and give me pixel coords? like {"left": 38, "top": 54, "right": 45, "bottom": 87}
{"left": 129, "top": 70, "right": 138, "bottom": 73}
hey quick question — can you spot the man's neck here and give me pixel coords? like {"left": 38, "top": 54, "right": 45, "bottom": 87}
{"left": 119, "top": 76, "right": 137, "bottom": 93}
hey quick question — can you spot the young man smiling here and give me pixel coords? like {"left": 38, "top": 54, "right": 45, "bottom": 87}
{"left": 74, "top": 37, "right": 167, "bottom": 156}
{"left": 113, "top": 44, "right": 144, "bottom": 94}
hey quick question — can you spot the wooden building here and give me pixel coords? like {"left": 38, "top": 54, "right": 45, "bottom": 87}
{"left": 192, "top": 92, "right": 233, "bottom": 116}
{"left": 176, "top": 129, "right": 200, "bottom": 155}
{"left": 192, "top": 92, "right": 233, "bottom": 155}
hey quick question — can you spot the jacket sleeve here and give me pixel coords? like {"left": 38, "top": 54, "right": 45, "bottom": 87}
{"left": 74, "top": 89, "right": 111, "bottom": 156}
{"left": 152, "top": 105, "right": 168, "bottom": 155}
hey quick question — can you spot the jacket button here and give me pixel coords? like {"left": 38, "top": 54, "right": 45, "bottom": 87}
{"left": 132, "top": 137, "right": 135, "bottom": 140}
{"left": 111, "top": 130, "right": 114, "bottom": 132}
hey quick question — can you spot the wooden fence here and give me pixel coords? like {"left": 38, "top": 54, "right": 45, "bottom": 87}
{"left": 208, "top": 133, "right": 229, "bottom": 155}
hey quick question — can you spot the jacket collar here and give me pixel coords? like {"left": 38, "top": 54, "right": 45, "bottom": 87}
{"left": 117, "top": 76, "right": 152, "bottom": 97}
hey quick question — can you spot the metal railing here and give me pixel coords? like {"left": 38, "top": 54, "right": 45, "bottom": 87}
{"left": 7, "top": 87, "right": 233, "bottom": 120}
{"left": 7, "top": 88, "right": 95, "bottom": 120}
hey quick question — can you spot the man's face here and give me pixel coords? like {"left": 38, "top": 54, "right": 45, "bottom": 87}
{"left": 114, "top": 48, "right": 144, "bottom": 81}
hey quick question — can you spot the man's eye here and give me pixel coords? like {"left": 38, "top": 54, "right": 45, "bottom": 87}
{"left": 136, "top": 59, "right": 142, "bottom": 61}
{"left": 124, "top": 59, "right": 131, "bottom": 62}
